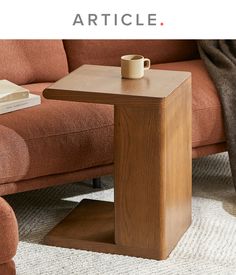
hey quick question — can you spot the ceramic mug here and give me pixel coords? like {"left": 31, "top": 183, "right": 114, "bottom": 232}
{"left": 121, "top": 54, "right": 151, "bottom": 79}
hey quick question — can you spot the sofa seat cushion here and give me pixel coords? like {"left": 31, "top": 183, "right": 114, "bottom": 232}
{"left": 0, "top": 40, "right": 68, "bottom": 85}
{"left": 152, "top": 60, "right": 225, "bottom": 148}
{"left": 0, "top": 83, "right": 113, "bottom": 184}
{"left": 0, "top": 197, "right": 18, "bottom": 265}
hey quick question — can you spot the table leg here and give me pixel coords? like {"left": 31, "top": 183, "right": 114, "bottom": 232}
{"left": 114, "top": 89, "right": 191, "bottom": 259}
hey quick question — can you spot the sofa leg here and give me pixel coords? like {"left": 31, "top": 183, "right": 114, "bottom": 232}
{"left": 92, "top": 177, "right": 102, "bottom": 189}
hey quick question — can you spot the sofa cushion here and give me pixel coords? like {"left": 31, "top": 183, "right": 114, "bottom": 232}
{"left": 0, "top": 40, "right": 68, "bottom": 85}
{"left": 0, "top": 83, "right": 113, "bottom": 184}
{"left": 63, "top": 40, "right": 199, "bottom": 72}
{"left": 152, "top": 59, "right": 225, "bottom": 148}
{"left": 0, "top": 198, "right": 18, "bottom": 265}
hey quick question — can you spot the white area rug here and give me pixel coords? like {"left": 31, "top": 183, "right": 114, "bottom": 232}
{"left": 5, "top": 153, "right": 236, "bottom": 275}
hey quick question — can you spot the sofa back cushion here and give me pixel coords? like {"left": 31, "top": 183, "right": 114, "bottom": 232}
{"left": 63, "top": 40, "right": 199, "bottom": 72}
{"left": 0, "top": 40, "right": 68, "bottom": 85}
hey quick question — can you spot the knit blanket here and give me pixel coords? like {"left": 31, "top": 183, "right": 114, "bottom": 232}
{"left": 198, "top": 40, "right": 236, "bottom": 188}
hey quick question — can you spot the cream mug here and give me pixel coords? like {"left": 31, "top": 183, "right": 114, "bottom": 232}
{"left": 121, "top": 54, "right": 151, "bottom": 79}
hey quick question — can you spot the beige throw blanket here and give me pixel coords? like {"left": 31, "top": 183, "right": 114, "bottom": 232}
{"left": 198, "top": 40, "right": 236, "bottom": 188}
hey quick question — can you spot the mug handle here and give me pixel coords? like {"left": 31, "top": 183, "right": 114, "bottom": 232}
{"left": 144, "top": 58, "right": 151, "bottom": 70}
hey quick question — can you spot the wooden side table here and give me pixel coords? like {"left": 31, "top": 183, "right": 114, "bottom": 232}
{"left": 43, "top": 65, "right": 192, "bottom": 260}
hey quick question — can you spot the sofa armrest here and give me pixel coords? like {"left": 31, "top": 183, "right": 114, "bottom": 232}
{"left": 0, "top": 197, "right": 18, "bottom": 265}
{"left": 0, "top": 261, "right": 16, "bottom": 275}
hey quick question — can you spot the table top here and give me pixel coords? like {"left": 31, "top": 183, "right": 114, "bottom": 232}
{"left": 43, "top": 65, "right": 191, "bottom": 106}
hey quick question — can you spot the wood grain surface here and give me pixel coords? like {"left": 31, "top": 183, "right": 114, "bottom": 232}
{"left": 114, "top": 77, "right": 191, "bottom": 259}
{"left": 43, "top": 65, "right": 191, "bottom": 106}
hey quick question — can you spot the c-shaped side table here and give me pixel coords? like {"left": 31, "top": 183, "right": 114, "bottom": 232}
{"left": 43, "top": 64, "right": 192, "bottom": 260}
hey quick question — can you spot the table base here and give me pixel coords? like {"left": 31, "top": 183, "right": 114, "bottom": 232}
{"left": 44, "top": 199, "right": 181, "bottom": 260}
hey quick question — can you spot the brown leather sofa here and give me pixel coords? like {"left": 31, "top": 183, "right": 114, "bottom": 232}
{"left": 0, "top": 40, "right": 226, "bottom": 273}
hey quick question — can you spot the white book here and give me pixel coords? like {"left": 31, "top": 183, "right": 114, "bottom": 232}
{"left": 0, "top": 93, "right": 41, "bottom": 115}
{"left": 0, "top": 80, "right": 29, "bottom": 103}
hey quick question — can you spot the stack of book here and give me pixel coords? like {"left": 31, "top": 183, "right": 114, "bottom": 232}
{"left": 0, "top": 80, "right": 41, "bottom": 114}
